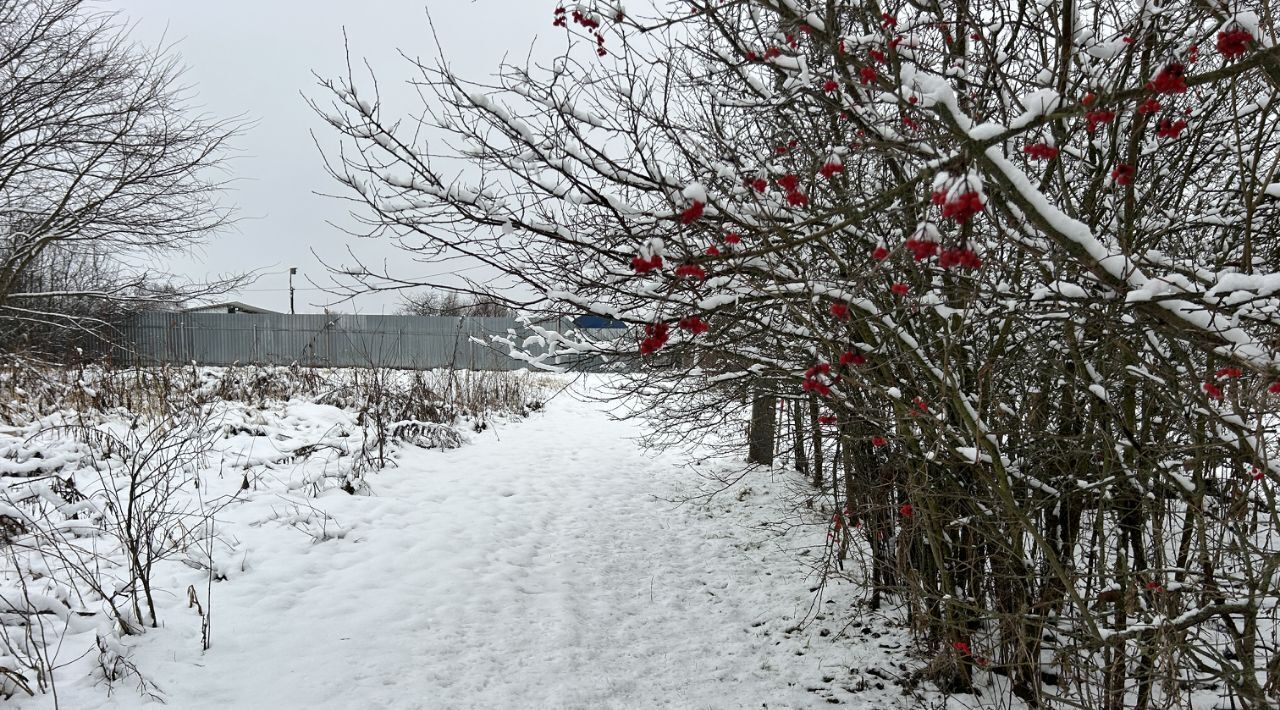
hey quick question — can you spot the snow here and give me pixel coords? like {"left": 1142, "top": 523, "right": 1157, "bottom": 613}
{"left": 1011, "top": 89, "right": 1062, "bottom": 129}
{"left": 967, "top": 122, "right": 1004, "bottom": 141}
{"left": 1033, "top": 280, "right": 1088, "bottom": 301}
{"left": 681, "top": 181, "right": 707, "bottom": 204}
{"left": 11, "top": 378, "right": 918, "bottom": 710}
{"left": 696, "top": 293, "right": 739, "bottom": 310}
{"left": 1085, "top": 39, "right": 1127, "bottom": 59}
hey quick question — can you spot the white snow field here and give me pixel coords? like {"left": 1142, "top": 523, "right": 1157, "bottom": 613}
{"left": 12, "top": 378, "right": 920, "bottom": 710}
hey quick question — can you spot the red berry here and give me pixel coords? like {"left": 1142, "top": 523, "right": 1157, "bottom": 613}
{"left": 1024, "top": 143, "right": 1059, "bottom": 160}
{"left": 679, "top": 200, "right": 705, "bottom": 224}
{"left": 1086, "top": 110, "right": 1116, "bottom": 133}
{"left": 1110, "top": 163, "right": 1135, "bottom": 186}
{"left": 1146, "top": 63, "right": 1188, "bottom": 94}
{"left": 1217, "top": 29, "right": 1252, "bottom": 59}
{"left": 839, "top": 351, "right": 866, "bottom": 366}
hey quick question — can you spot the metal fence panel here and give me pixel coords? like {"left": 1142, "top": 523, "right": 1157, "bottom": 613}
{"left": 114, "top": 312, "right": 622, "bottom": 371}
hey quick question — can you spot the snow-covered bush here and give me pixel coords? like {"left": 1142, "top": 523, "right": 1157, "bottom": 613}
{"left": 0, "top": 408, "right": 220, "bottom": 697}
{"left": 314, "top": 1, "right": 1280, "bottom": 706}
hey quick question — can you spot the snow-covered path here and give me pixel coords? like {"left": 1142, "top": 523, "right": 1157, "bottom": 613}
{"left": 34, "top": 387, "right": 902, "bottom": 710}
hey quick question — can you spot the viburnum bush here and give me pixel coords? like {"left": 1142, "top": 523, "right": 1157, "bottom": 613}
{"left": 315, "top": 1, "right": 1280, "bottom": 707}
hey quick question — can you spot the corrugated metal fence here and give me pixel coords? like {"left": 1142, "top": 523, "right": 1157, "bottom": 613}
{"left": 116, "top": 312, "right": 620, "bottom": 371}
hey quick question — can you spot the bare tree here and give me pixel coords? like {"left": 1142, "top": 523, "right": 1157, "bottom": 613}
{"left": 397, "top": 289, "right": 513, "bottom": 318}
{"left": 0, "top": 0, "right": 240, "bottom": 360}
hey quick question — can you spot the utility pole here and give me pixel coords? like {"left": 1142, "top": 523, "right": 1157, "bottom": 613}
{"left": 289, "top": 267, "right": 297, "bottom": 314}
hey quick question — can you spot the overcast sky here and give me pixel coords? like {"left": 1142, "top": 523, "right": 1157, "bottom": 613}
{"left": 110, "top": 0, "right": 554, "bottom": 314}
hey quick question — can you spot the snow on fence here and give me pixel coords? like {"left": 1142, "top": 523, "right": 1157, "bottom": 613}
{"left": 114, "top": 312, "right": 617, "bottom": 371}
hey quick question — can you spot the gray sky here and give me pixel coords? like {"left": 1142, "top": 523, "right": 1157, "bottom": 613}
{"left": 111, "top": 0, "right": 553, "bottom": 313}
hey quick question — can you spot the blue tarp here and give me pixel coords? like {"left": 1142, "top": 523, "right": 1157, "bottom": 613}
{"left": 572, "top": 315, "right": 627, "bottom": 329}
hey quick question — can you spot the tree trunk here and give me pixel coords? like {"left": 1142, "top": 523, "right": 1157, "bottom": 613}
{"left": 792, "top": 400, "right": 809, "bottom": 477}
{"left": 747, "top": 391, "right": 776, "bottom": 465}
{"left": 808, "top": 394, "right": 824, "bottom": 487}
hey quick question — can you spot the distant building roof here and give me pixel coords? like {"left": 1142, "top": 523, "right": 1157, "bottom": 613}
{"left": 181, "top": 301, "right": 281, "bottom": 315}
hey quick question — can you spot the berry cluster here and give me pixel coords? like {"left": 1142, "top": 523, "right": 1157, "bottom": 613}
{"left": 678, "top": 316, "right": 709, "bottom": 334}
{"left": 630, "top": 254, "right": 662, "bottom": 273}
{"left": 639, "top": 322, "right": 669, "bottom": 354}
{"left": 674, "top": 263, "right": 706, "bottom": 280}
{"left": 802, "top": 362, "right": 837, "bottom": 396}
{"left": 552, "top": 7, "right": 610, "bottom": 56}
{"left": 1023, "top": 143, "right": 1059, "bottom": 160}
{"left": 1217, "top": 29, "right": 1253, "bottom": 59}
